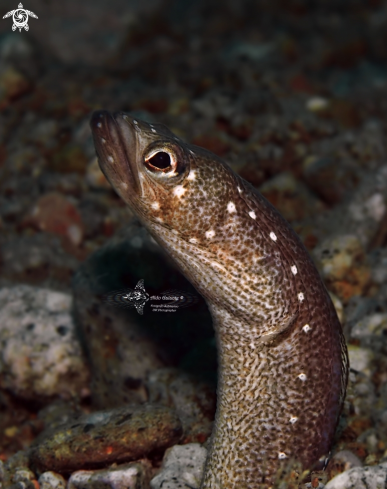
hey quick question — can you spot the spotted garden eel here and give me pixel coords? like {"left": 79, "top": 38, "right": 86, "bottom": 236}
{"left": 90, "top": 111, "right": 348, "bottom": 489}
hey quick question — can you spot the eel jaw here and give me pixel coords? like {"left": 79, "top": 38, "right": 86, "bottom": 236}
{"left": 90, "top": 110, "right": 142, "bottom": 202}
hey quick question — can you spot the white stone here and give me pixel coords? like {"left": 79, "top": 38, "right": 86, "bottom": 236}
{"left": 68, "top": 464, "right": 145, "bottom": 489}
{"left": 150, "top": 443, "right": 207, "bottom": 489}
{"left": 38, "top": 471, "right": 66, "bottom": 489}
{"left": 325, "top": 462, "right": 387, "bottom": 489}
{"left": 0, "top": 285, "right": 89, "bottom": 399}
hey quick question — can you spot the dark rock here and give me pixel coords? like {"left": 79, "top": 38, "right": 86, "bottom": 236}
{"left": 29, "top": 404, "right": 182, "bottom": 473}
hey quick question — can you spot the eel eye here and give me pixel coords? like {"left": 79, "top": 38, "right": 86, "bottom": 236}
{"left": 145, "top": 150, "right": 178, "bottom": 175}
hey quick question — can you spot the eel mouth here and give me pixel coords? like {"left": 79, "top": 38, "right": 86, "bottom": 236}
{"left": 90, "top": 110, "right": 141, "bottom": 197}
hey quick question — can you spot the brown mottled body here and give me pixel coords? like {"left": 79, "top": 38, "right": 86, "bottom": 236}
{"left": 90, "top": 111, "right": 348, "bottom": 489}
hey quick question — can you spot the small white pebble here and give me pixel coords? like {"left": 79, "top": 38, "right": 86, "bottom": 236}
{"left": 67, "top": 225, "right": 82, "bottom": 246}
{"left": 298, "top": 292, "right": 304, "bottom": 302}
{"left": 298, "top": 373, "right": 307, "bottom": 381}
{"left": 248, "top": 211, "right": 256, "bottom": 219}
{"left": 151, "top": 128, "right": 156, "bottom": 133}
{"left": 227, "top": 202, "right": 236, "bottom": 213}
{"left": 291, "top": 265, "right": 297, "bottom": 275}
{"left": 269, "top": 232, "right": 277, "bottom": 241}
{"left": 303, "top": 324, "right": 311, "bottom": 333}
{"left": 306, "top": 96, "right": 329, "bottom": 112}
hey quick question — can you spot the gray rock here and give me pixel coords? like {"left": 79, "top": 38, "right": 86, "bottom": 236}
{"left": 331, "top": 450, "right": 363, "bottom": 469}
{"left": 67, "top": 462, "right": 151, "bottom": 489}
{"left": 38, "top": 472, "right": 66, "bottom": 489}
{"left": 347, "top": 345, "right": 374, "bottom": 378}
{"left": 150, "top": 443, "right": 207, "bottom": 489}
{"left": 13, "top": 468, "right": 36, "bottom": 483}
{"left": 327, "top": 450, "right": 363, "bottom": 481}
{"left": 0, "top": 452, "right": 35, "bottom": 489}
{"left": 0, "top": 285, "right": 89, "bottom": 400}
{"left": 325, "top": 462, "right": 387, "bottom": 489}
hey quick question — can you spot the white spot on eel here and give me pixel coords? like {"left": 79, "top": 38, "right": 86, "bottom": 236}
{"left": 269, "top": 232, "right": 277, "bottom": 241}
{"left": 248, "top": 211, "right": 256, "bottom": 219}
{"left": 205, "top": 230, "right": 216, "bottom": 239}
{"left": 227, "top": 202, "right": 236, "bottom": 213}
{"left": 278, "top": 452, "right": 287, "bottom": 460}
{"left": 303, "top": 324, "right": 311, "bottom": 333}
{"left": 107, "top": 156, "right": 114, "bottom": 163}
{"left": 291, "top": 265, "right": 297, "bottom": 275}
{"left": 97, "top": 122, "right": 102, "bottom": 128}
{"left": 298, "top": 292, "right": 304, "bottom": 302}
{"left": 290, "top": 416, "right": 298, "bottom": 424}
{"left": 189, "top": 238, "right": 198, "bottom": 244}
{"left": 298, "top": 373, "right": 307, "bottom": 381}
{"left": 187, "top": 170, "right": 196, "bottom": 181}
{"left": 173, "top": 186, "right": 186, "bottom": 198}
{"left": 151, "top": 201, "right": 160, "bottom": 210}
{"left": 101, "top": 138, "right": 106, "bottom": 144}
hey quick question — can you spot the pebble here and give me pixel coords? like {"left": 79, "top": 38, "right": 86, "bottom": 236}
{"left": 259, "top": 171, "right": 324, "bottom": 221}
{"left": 30, "top": 404, "right": 182, "bottom": 472}
{"left": 350, "top": 312, "right": 387, "bottom": 341}
{"left": 150, "top": 443, "right": 207, "bottom": 489}
{"left": 312, "top": 234, "right": 370, "bottom": 303}
{"left": 347, "top": 346, "right": 374, "bottom": 378}
{"left": 0, "top": 285, "right": 89, "bottom": 399}
{"left": 28, "top": 192, "right": 84, "bottom": 247}
{"left": 325, "top": 462, "right": 387, "bottom": 489}
{"left": 326, "top": 450, "right": 363, "bottom": 480}
{"left": 38, "top": 472, "right": 66, "bottom": 489}
{"left": 13, "top": 468, "right": 36, "bottom": 484}
{"left": 306, "top": 96, "right": 329, "bottom": 112}
{"left": 67, "top": 462, "right": 151, "bottom": 489}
